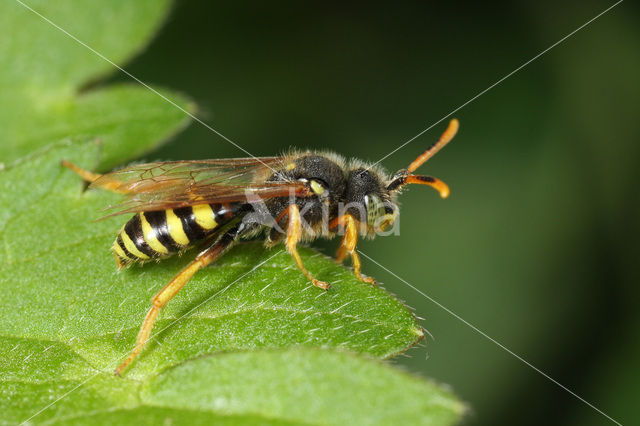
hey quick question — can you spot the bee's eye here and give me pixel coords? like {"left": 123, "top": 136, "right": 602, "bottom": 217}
{"left": 310, "top": 179, "right": 325, "bottom": 195}
{"left": 364, "top": 194, "right": 385, "bottom": 227}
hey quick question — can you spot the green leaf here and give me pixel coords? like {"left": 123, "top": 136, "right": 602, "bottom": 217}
{"left": 146, "top": 349, "right": 465, "bottom": 425}
{"left": 2, "top": 345, "right": 465, "bottom": 426}
{"left": 0, "top": 0, "right": 192, "bottom": 168}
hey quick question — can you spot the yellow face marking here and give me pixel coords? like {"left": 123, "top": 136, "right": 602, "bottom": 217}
{"left": 166, "top": 209, "right": 190, "bottom": 245}
{"left": 310, "top": 179, "right": 324, "bottom": 195}
{"left": 140, "top": 213, "right": 169, "bottom": 254}
{"left": 192, "top": 204, "right": 218, "bottom": 230}
{"left": 112, "top": 240, "right": 131, "bottom": 261}
{"left": 121, "top": 230, "right": 150, "bottom": 260}
{"left": 286, "top": 162, "right": 296, "bottom": 171}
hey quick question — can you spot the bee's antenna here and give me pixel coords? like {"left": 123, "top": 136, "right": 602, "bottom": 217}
{"left": 386, "top": 119, "right": 457, "bottom": 198}
{"left": 386, "top": 174, "right": 450, "bottom": 198}
{"left": 407, "top": 119, "right": 458, "bottom": 173}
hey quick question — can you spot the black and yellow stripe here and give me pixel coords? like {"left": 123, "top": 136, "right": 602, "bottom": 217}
{"left": 112, "top": 203, "right": 243, "bottom": 266}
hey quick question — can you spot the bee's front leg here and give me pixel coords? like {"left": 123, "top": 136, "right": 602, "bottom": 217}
{"left": 334, "top": 214, "right": 376, "bottom": 285}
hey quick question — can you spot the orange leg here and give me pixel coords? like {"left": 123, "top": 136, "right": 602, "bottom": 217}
{"left": 285, "top": 205, "right": 330, "bottom": 290}
{"left": 114, "top": 230, "right": 237, "bottom": 375}
{"left": 61, "top": 160, "right": 128, "bottom": 193}
{"left": 335, "top": 243, "right": 349, "bottom": 265}
{"left": 332, "top": 215, "right": 349, "bottom": 264}
{"left": 335, "top": 214, "right": 375, "bottom": 285}
{"left": 61, "top": 160, "right": 104, "bottom": 182}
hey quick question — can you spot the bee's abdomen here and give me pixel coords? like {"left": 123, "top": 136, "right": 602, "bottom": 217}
{"left": 112, "top": 203, "right": 240, "bottom": 265}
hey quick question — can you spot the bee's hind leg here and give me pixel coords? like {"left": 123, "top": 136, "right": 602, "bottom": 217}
{"left": 61, "top": 160, "right": 127, "bottom": 193}
{"left": 114, "top": 225, "right": 240, "bottom": 376}
{"left": 61, "top": 160, "right": 103, "bottom": 183}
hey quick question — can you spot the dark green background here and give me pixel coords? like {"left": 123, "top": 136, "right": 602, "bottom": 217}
{"left": 110, "top": 1, "right": 638, "bottom": 425}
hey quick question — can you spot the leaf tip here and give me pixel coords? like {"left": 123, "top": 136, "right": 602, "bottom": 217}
{"left": 411, "top": 326, "right": 425, "bottom": 337}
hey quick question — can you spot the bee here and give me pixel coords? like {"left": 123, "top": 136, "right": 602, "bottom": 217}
{"left": 62, "top": 119, "right": 458, "bottom": 375}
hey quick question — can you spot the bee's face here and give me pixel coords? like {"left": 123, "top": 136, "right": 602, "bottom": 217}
{"left": 345, "top": 168, "right": 397, "bottom": 233}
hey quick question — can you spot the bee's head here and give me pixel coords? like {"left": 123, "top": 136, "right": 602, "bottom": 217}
{"left": 344, "top": 119, "right": 459, "bottom": 235}
{"left": 345, "top": 168, "right": 398, "bottom": 234}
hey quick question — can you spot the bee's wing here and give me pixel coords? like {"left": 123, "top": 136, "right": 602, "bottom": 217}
{"left": 92, "top": 157, "right": 308, "bottom": 217}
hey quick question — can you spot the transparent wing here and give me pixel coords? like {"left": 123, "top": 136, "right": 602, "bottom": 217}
{"left": 92, "top": 156, "right": 307, "bottom": 216}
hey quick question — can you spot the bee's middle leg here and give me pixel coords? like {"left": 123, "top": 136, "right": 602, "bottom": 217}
{"left": 284, "top": 205, "right": 329, "bottom": 290}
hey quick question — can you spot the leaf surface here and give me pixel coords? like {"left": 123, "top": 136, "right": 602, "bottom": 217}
{"left": 2, "top": 345, "right": 465, "bottom": 425}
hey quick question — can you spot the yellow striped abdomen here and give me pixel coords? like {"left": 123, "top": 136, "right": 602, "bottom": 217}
{"left": 112, "top": 203, "right": 239, "bottom": 267}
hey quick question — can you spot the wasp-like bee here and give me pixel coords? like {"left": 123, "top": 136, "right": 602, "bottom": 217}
{"left": 63, "top": 119, "right": 458, "bottom": 375}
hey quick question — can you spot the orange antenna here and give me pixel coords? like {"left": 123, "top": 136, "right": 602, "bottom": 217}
{"left": 404, "top": 175, "right": 450, "bottom": 198}
{"left": 407, "top": 118, "right": 458, "bottom": 173}
{"left": 386, "top": 119, "right": 457, "bottom": 198}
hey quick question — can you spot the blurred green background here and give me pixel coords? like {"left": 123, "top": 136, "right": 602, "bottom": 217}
{"left": 108, "top": 1, "right": 638, "bottom": 424}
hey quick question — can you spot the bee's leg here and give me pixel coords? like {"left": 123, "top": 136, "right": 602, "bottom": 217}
{"left": 330, "top": 216, "right": 349, "bottom": 264}
{"left": 114, "top": 227, "right": 239, "bottom": 375}
{"left": 335, "top": 214, "right": 375, "bottom": 285}
{"left": 285, "top": 205, "right": 330, "bottom": 290}
{"left": 61, "top": 160, "right": 102, "bottom": 182}
{"left": 335, "top": 243, "right": 349, "bottom": 264}
{"left": 61, "top": 160, "right": 127, "bottom": 193}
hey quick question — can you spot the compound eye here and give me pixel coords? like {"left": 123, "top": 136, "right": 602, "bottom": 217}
{"left": 364, "top": 194, "right": 386, "bottom": 227}
{"left": 309, "top": 179, "right": 325, "bottom": 195}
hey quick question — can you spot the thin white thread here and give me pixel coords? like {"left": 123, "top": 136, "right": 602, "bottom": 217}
{"left": 369, "top": 0, "right": 624, "bottom": 170}
{"left": 358, "top": 250, "right": 622, "bottom": 426}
